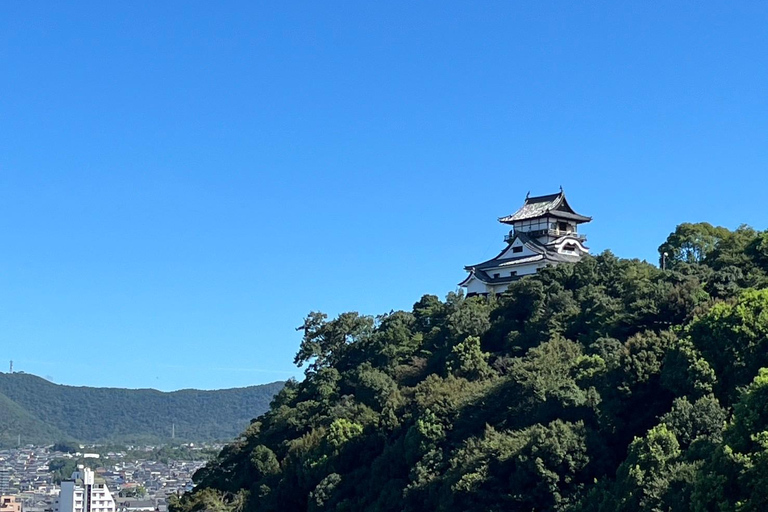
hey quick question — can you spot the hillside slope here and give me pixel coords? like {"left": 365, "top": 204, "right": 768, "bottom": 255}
{"left": 173, "top": 223, "right": 768, "bottom": 512}
{"left": 0, "top": 373, "right": 283, "bottom": 445}
{"left": 0, "top": 390, "right": 69, "bottom": 445}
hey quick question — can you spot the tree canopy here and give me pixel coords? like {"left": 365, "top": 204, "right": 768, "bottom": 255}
{"left": 173, "top": 222, "right": 768, "bottom": 512}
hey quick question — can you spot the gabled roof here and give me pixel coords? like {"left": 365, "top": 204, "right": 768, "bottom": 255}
{"left": 464, "top": 231, "right": 542, "bottom": 270}
{"left": 499, "top": 190, "right": 591, "bottom": 224}
{"left": 463, "top": 231, "right": 581, "bottom": 273}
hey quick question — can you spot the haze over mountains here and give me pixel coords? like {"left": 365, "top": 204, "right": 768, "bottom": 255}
{"left": 0, "top": 372, "right": 283, "bottom": 446}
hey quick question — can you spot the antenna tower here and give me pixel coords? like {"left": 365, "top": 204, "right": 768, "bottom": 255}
{"left": 9, "top": 361, "right": 12, "bottom": 373}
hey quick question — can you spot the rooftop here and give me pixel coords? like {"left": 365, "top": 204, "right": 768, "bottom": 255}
{"left": 498, "top": 190, "right": 591, "bottom": 224}
{"left": 463, "top": 231, "right": 582, "bottom": 279}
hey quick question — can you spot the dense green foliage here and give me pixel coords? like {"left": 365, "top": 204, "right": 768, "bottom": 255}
{"left": 48, "top": 458, "right": 80, "bottom": 484}
{"left": 143, "top": 444, "right": 220, "bottom": 464}
{"left": 52, "top": 441, "right": 81, "bottom": 453}
{"left": 0, "top": 389, "right": 68, "bottom": 445}
{"left": 48, "top": 457, "right": 100, "bottom": 484}
{"left": 173, "top": 223, "right": 768, "bottom": 512}
{"left": 0, "top": 373, "right": 283, "bottom": 445}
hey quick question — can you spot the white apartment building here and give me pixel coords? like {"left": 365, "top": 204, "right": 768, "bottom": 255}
{"left": 54, "top": 467, "right": 115, "bottom": 512}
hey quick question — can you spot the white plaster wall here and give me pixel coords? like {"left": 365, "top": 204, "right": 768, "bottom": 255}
{"left": 464, "top": 276, "right": 490, "bottom": 296}
{"left": 462, "top": 260, "right": 548, "bottom": 295}
{"left": 553, "top": 237, "right": 589, "bottom": 255}
{"left": 90, "top": 485, "right": 115, "bottom": 512}
{"left": 499, "top": 238, "right": 536, "bottom": 259}
{"left": 494, "top": 260, "right": 543, "bottom": 276}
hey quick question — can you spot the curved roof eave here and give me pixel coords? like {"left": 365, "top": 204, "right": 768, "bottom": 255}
{"left": 498, "top": 190, "right": 590, "bottom": 224}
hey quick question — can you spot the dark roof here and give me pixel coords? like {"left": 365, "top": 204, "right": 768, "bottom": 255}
{"left": 459, "top": 267, "right": 523, "bottom": 286}
{"left": 462, "top": 251, "right": 581, "bottom": 286}
{"left": 116, "top": 500, "right": 158, "bottom": 509}
{"left": 466, "top": 253, "right": 544, "bottom": 272}
{"left": 464, "top": 231, "right": 581, "bottom": 272}
{"left": 472, "top": 269, "right": 522, "bottom": 284}
{"left": 499, "top": 190, "right": 591, "bottom": 224}
{"left": 464, "top": 231, "right": 545, "bottom": 270}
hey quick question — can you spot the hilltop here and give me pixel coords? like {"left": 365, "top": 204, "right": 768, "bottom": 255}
{"left": 173, "top": 223, "right": 768, "bottom": 512}
{"left": 0, "top": 372, "right": 283, "bottom": 446}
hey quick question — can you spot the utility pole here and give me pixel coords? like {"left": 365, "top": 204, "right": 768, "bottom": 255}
{"left": 9, "top": 361, "right": 12, "bottom": 373}
{"left": 172, "top": 423, "right": 175, "bottom": 440}
{"left": 662, "top": 252, "right": 668, "bottom": 271}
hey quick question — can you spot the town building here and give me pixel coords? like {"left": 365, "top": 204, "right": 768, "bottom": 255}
{"left": 460, "top": 189, "right": 591, "bottom": 296}
{"left": 0, "top": 496, "right": 22, "bottom": 512}
{"left": 54, "top": 467, "right": 115, "bottom": 512}
{"left": 115, "top": 499, "right": 163, "bottom": 512}
{"left": 0, "top": 469, "right": 10, "bottom": 494}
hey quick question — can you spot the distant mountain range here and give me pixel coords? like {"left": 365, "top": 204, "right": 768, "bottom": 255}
{"left": 0, "top": 372, "right": 283, "bottom": 446}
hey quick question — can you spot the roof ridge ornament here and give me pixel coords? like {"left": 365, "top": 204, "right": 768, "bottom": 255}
{"left": 498, "top": 190, "right": 591, "bottom": 225}
{"left": 526, "top": 190, "right": 530, "bottom": 200}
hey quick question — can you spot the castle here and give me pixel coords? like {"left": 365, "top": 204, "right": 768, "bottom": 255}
{"left": 459, "top": 189, "right": 591, "bottom": 296}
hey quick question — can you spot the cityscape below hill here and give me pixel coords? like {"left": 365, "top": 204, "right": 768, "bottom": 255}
{"left": 0, "top": 442, "right": 219, "bottom": 512}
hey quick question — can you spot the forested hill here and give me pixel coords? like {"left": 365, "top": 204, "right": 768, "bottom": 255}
{"left": 0, "top": 373, "right": 283, "bottom": 445}
{"left": 173, "top": 223, "right": 768, "bottom": 512}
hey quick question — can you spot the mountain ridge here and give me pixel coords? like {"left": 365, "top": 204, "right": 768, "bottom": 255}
{"left": 0, "top": 372, "right": 283, "bottom": 446}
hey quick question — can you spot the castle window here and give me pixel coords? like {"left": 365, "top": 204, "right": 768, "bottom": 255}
{"left": 493, "top": 273, "right": 500, "bottom": 278}
{"left": 512, "top": 246, "right": 523, "bottom": 253}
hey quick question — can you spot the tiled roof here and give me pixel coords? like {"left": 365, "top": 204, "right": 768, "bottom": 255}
{"left": 472, "top": 269, "right": 522, "bottom": 284}
{"left": 466, "top": 253, "right": 544, "bottom": 271}
{"left": 499, "top": 190, "right": 591, "bottom": 224}
{"left": 500, "top": 193, "right": 561, "bottom": 222}
{"left": 464, "top": 231, "right": 582, "bottom": 272}
{"left": 462, "top": 249, "right": 581, "bottom": 286}
{"left": 495, "top": 254, "right": 544, "bottom": 267}
{"left": 464, "top": 231, "right": 544, "bottom": 270}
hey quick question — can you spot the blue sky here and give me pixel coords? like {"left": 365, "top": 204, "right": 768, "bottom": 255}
{"left": 1, "top": 2, "right": 767, "bottom": 391}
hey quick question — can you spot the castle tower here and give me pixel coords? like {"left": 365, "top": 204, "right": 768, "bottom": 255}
{"left": 459, "top": 190, "right": 591, "bottom": 296}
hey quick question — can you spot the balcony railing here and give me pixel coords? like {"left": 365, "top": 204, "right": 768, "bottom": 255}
{"left": 505, "top": 229, "right": 587, "bottom": 242}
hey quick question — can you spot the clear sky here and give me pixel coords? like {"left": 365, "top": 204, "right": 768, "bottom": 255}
{"left": 1, "top": 2, "right": 766, "bottom": 391}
